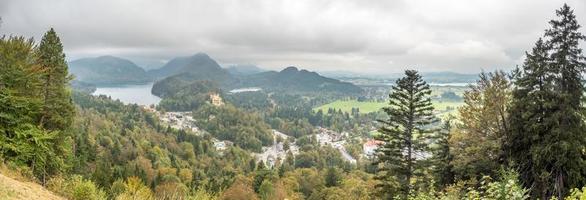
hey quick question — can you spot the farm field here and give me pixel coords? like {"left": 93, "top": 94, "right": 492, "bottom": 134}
{"left": 314, "top": 99, "right": 464, "bottom": 114}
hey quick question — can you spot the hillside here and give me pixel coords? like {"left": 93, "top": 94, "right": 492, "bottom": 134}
{"left": 0, "top": 173, "right": 63, "bottom": 200}
{"left": 150, "top": 53, "right": 362, "bottom": 96}
{"left": 239, "top": 66, "right": 363, "bottom": 94}
{"left": 226, "top": 64, "right": 266, "bottom": 76}
{"left": 147, "top": 53, "right": 233, "bottom": 80}
{"left": 69, "top": 55, "right": 151, "bottom": 85}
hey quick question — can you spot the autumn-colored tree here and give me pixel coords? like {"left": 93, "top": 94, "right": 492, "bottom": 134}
{"left": 220, "top": 176, "right": 259, "bottom": 200}
{"left": 450, "top": 71, "right": 511, "bottom": 181}
{"left": 115, "top": 176, "right": 154, "bottom": 200}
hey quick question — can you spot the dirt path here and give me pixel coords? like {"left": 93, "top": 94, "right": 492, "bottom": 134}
{"left": 0, "top": 173, "right": 64, "bottom": 200}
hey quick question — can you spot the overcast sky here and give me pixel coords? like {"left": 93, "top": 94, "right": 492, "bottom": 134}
{"left": 1, "top": 0, "right": 585, "bottom": 74}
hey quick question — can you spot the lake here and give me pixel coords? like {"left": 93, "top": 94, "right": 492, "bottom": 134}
{"left": 92, "top": 82, "right": 161, "bottom": 105}
{"left": 229, "top": 87, "right": 262, "bottom": 93}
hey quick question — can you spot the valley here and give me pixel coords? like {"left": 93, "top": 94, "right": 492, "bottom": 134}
{"left": 2, "top": 3, "right": 585, "bottom": 199}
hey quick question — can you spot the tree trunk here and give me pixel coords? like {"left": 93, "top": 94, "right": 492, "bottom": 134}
{"left": 39, "top": 73, "right": 51, "bottom": 128}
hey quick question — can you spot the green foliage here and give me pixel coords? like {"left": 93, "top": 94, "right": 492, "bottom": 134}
{"left": 70, "top": 92, "right": 256, "bottom": 194}
{"left": 565, "top": 187, "right": 586, "bottom": 200}
{"left": 432, "top": 118, "right": 455, "bottom": 188}
{"left": 47, "top": 175, "right": 107, "bottom": 200}
{"left": 4, "top": 5, "right": 586, "bottom": 200}
{"left": 155, "top": 80, "right": 221, "bottom": 111}
{"left": 325, "top": 167, "right": 343, "bottom": 187}
{"left": 439, "top": 91, "right": 462, "bottom": 101}
{"left": 507, "top": 4, "right": 586, "bottom": 199}
{"left": 407, "top": 170, "right": 528, "bottom": 200}
{"left": 450, "top": 71, "right": 510, "bottom": 181}
{"left": 0, "top": 30, "right": 73, "bottom": 183}
{"left": 225, "top": 92, "right": 272, "bottom": 111}
{"left": 375, "top": 70, "right": 437, "bottom": 198}
{"left": 258, "top": 179, "right": 274, "bottom": 200}
{"left": 294, "top": 145, "right": 350, "bottom": 170}
{"left": 114, "top": 176, "right": 155, "bottom": 200}
{"left": 37, "top": 28, "right": 75, "bottom": 132}
{"left": 188, "top": 188, "right": 218, "bottom": 200}
{"left": 193, "top": 104, "right": 273, "bottom": 152}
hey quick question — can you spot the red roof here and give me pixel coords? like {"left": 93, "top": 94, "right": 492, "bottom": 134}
{"left": 364, "top": 139, "right": 383, "bottom": 147}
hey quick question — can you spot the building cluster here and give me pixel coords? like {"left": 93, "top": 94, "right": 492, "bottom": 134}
{"left": 315, "top": 127, "right": 356, "bottom": 164}
{"left": 209, "top": 93, "right": 224, "bottom": 106}
{"left": 315, "top": 127, "right": 348, "bottom": 146}
{"left": 159, "top": 112, "right": 200, "bottom": 133}
{"left": 255, "top": 130, "right": 300, "bottom": 168}
{"left": 362, "top": 139, "right": 383, "bottom": 158}
{"left": 212, "top": 139, "right": 233, "bottom": 152}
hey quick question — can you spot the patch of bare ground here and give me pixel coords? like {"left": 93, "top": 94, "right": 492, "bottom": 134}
{"left": 0, "top": 173, "right": 64, "bottom": 200}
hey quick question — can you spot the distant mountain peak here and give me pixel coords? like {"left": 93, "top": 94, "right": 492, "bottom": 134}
{"left": 281, "top": 66, "right": 299, "bottom": 73}
{"left": 147, "top": 52, "right": 230, "bottom": 79}
{"left": 190, "top": 52, "right": 211, "bottom": 59}
{"left": 238, "top": 66, "right": 363, "bottom": 94}
{"left": 96, "top": 55, "right": 119, "bottom": 59}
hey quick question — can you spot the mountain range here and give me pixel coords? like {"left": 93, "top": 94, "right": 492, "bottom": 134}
{"left": 147, "top": 53, "right": 232, "bottom": 81}
{"left": 70, "top": 53, "right": 366, "bottom": 96}
{"left": 321, "top": 70, "right": 479, "bottom": 83}
{"left": 147, "top": 53, "right": 363, "bottom": 96}
{"left": 68, "top": 56, "right": 151, "bottom": 85}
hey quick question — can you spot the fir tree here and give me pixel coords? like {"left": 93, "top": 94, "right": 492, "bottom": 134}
{"left": 374, "top": 70, "right": 437, "bottom": 199}
{"left": 507, "top": 4, "right": 586, "bottom": 199}
{"left": 37, "top": 28, "right": 75, "bottom": 131}
{"left": 36, "top": 28, "right": 75, "bottom": 183}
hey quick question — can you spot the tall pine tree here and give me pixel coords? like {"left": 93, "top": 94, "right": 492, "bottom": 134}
{"left": 37, "top": 28, "right": 74, "bottom": 131}
{"left": 507, "top": 4, "right": 586, "bottom": 199}
{"left": 35, "top": 28, "right": 75, "bottom": 183}
{"left": 374, "top": 70, "right": 436, "bottom": 199}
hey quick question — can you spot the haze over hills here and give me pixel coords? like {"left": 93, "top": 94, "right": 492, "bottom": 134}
{"left": 225, "top": 64, "right": 266, "bottom": 76}
{"left": 3, "top": 2, "right": 586, "bottom": 200}
{"left": 68, "top": 56, "right": 151, "bottom": 85}
{"left": 149, "top": 53, "right": 363, "bottom": 96}
{"left": 147, "top": 53, "right": 232, "bottom": 80}
{"left": 320, "top": 70, "right": 479, "bottom": 83}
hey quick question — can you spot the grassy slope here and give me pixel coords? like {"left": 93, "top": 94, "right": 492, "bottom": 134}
{"left": 0, "top": 173, "right": 64, "bottom": 200}
{"left": 314, "top": 86, "right": 467, "bottom": 114}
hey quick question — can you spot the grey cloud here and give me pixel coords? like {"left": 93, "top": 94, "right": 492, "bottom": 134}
{"left": 0, "top": 0, "right": 584, "bottom": 74}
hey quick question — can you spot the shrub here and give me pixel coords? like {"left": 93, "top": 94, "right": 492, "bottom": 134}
{"left": 47, "top": 175, "right": 107, "bottom": 200}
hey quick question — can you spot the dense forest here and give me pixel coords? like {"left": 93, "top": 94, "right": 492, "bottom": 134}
{"left": 1, "top": 4, "right": 586, "bottom": 200}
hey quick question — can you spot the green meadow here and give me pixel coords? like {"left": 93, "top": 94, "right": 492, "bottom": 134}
{"left": 314, "top": 99, "right": 464, "bottom": 114}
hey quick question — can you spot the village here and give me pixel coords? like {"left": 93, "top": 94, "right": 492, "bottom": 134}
{"left": 142, "top": 92, "right": 381, "bottom": 168}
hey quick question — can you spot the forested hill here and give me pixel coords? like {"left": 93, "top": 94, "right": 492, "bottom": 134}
{"left": 238, "top": 66, "right": 363, "bottom": 94}
{"left": 69, "top": 55, "right": 151, "bottom": 85}
{"left": 150, "top": 54, "right": 363, "bottom": 102}
{"left": 147, "top": 53, "right": 233, "bottom": 80}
